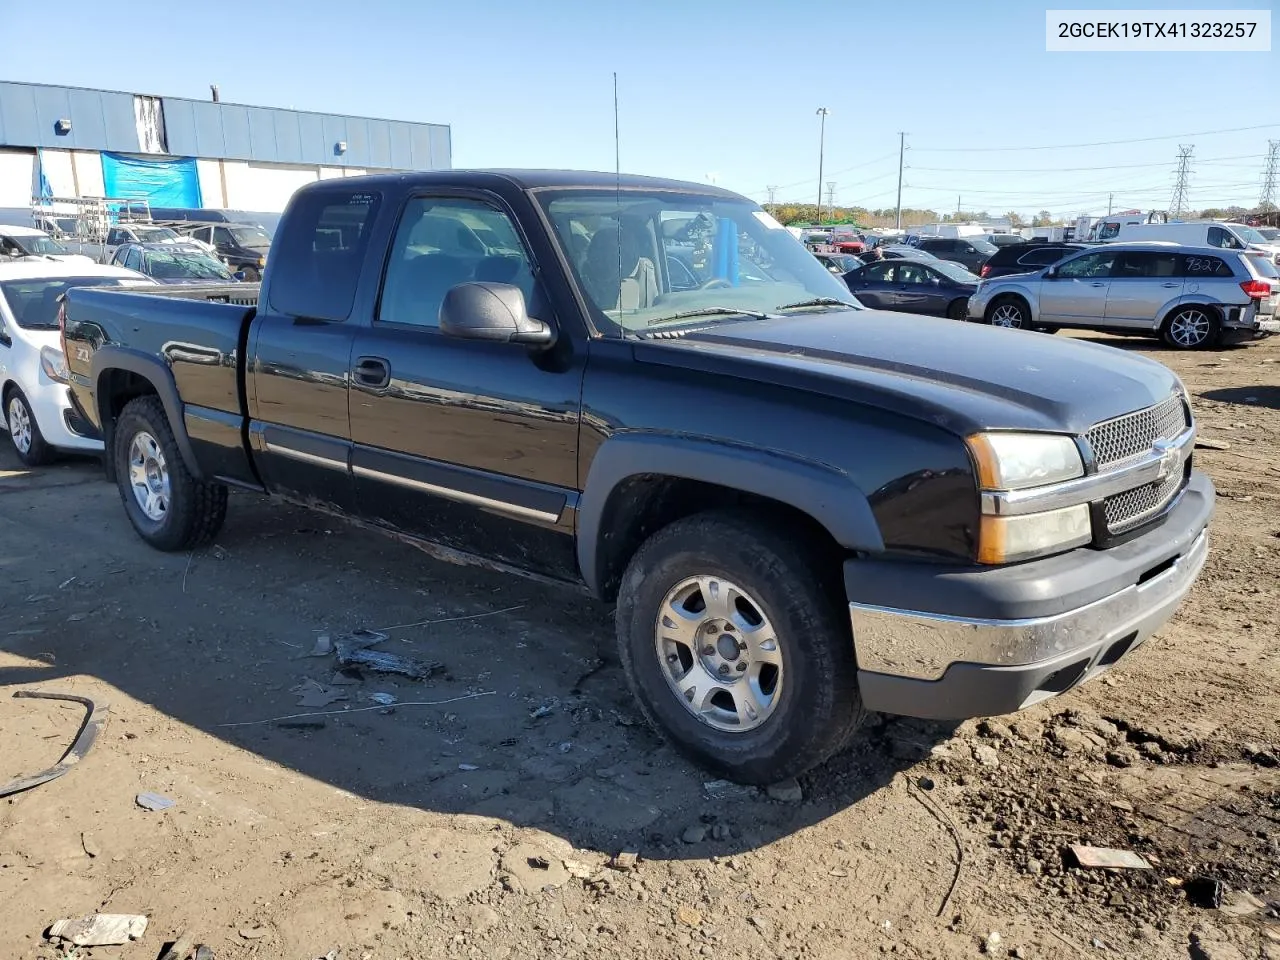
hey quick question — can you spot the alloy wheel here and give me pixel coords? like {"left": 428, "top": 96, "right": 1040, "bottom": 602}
{"left": 128, "top": 431, "right": 170, "bottom": 521}
{"left": 654, "top": 575, "right": 784, "bottom": 733}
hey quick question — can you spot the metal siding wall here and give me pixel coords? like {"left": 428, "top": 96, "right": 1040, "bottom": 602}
{"left": 163, "top": 99, "right": 200, "bottom": 157}
{"left": 1, "top": 85, "right": 449, "bottom": 170}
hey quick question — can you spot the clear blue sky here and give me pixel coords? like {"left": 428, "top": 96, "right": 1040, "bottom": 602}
{"left": 2, "top": 0, "right": 1277, "bottom": 217}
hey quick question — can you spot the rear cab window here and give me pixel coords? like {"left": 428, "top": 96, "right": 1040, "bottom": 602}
{"left": 268, "top": 189, "right": 382, "bottom": 321}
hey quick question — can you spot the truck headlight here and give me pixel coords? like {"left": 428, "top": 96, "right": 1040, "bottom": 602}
{"left": 257, "top": 255, "right": 266, "bottom": 268}
{"left": 967, "top": 432, "right": 1091, "bottom": 563}
{"left": 967, "top": 432, "right": 1084, "bottom": 490}
{"left": 40, "top": 345, "right": 69, "bottom": 384}
{"left": 978, "top": 505, "right": 1092, "bottom": 564}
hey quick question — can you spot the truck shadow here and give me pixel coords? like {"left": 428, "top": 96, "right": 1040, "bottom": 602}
{"left": 1199, "top": 385, "right": 1280, "bottom": 410}
{"left": 0, "top": 473, "right": 955, "bottom": 862}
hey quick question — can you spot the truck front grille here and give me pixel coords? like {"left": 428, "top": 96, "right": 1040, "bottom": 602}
{"left": 1103, "top": 466, "right": 1185, "bottom": 534}
{"left": 1086, "top": 392, "right": 1187, "bottom": 469}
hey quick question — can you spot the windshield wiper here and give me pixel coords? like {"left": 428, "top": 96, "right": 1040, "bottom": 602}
{"left": 774, "top": 297, "right": 861, "bottom": 311}
{"left": 647, "top": 307, "right": 771, "bottom": 327}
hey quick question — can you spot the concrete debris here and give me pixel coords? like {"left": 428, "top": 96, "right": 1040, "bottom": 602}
{"left": 681, "top": 824, "right": 707, "bottom": 844}
{"left": 238, "top": 926, "right": 269, "bottom": 939}
{"left": 702, "top": 778, "right": 759, "bottom": 801}
{"left": 676, "top": 904, "right": 702, "bottom": 927}
{"left": 607, "top": 851, "right": 638, "bottom": 872}
{"left": 765, "top": 778, "right": 803, "bottom": 803}
{"left": 136, "top": 792, "right": 176, "bottom": 812}
{"left": 48, "top": 914, "right": 148, "bottom": 946}
{"left": 1068, "top": 845, "right": 1152, "bottom": 869}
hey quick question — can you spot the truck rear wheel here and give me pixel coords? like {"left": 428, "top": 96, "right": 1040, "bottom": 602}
{"left": 615, "top": 510, "right": 865, "bottom": 785}
{"left": 113, "top": 396, "right": 228, "bottom": 551}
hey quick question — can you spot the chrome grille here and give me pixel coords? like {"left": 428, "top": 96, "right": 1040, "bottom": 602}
{"left": 1086, "top": 392, "right": 1187, "bottom": 469}
{"left": 1103, "top": 466, "right": 1185, "bottom": 534}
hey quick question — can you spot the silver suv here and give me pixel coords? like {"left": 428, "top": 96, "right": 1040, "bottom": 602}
{"left": 967, "top": 242, "right": 1279, "bottom": 349}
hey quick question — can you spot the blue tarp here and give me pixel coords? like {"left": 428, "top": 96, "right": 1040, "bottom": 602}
{"left": 101, "top": 152, "right": 201, "bottom": 208}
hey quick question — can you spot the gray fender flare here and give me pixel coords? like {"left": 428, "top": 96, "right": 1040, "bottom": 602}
{"left": 575, "top": 433, "right": 884, "bottom": 598}
{"left": 91, "top": 345, "right": 202, "bottom": 480}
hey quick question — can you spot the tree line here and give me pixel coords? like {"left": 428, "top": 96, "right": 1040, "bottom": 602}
{"left": 767, "top": 203, "right": 1256, "bottom": 230}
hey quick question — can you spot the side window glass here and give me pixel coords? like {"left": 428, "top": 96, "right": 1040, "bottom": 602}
{"left": 1183, "top": 255, "right": 1230, "bottom": 277}
{"left": 898, "top": 264, "right": 927, "bottom": 284}
{"left": 865, "top": 262, "right": 892, "bottom": 282}
{"left": 378, "top": 197, "right": 537, "bottom": 329}
{"left": 213, "top": 227, "right": 233, "bottom": 245}
{"left": 1056, "top": 252, "right": 1116, "bottom": 279}
{"left": 1115, "top": 252, "right": 1178, "bottom": 278}
{"left": 1097, "top": 222, "right": 1120, "bottom": 240}
{"left": 268, "top": 189, "right": 382, "bottom": 322}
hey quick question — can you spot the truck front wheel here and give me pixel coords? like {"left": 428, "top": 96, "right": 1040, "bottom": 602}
{"left": 113, "top": 396, "right": 228, "bottom": 551}
{"left": 615, "top": 511, "right": 865, "bottom": 785}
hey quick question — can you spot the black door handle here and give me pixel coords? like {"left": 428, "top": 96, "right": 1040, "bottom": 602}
{"left": 354, "top": 356, "right": 390, "bottom": 388}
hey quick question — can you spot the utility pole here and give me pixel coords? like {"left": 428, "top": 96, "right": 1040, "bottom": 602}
{"left": 1108, "top": 193, "right": 1114, "bottom": 215}
{"left": 1259, "top": 140, "right": 1279, "bottom": 213}
{"left": 895, "top": 132, "right": 906, "bottom": 230}
{"left": 825, "top": 181, "right": 836, "bottom": 223}
{"left": 1170, "top": 144, "right": 1194, "bottom": 218}
{"left": 766, "top": 185, "right": 778, "bottom": 213}
{"left": 815, "top": 107, "right": 829, "bottom": 224}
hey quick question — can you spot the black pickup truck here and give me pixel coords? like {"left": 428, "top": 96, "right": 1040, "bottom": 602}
{"left": 61, "top": 170, "right": 1214, "bottom": 784}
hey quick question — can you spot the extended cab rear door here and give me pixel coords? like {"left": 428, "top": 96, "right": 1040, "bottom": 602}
{"left": 245, "top": 187, "right": 383, "bottom": 513}
{"left": 346, "top": 188, "right": 585, "bottom": 581}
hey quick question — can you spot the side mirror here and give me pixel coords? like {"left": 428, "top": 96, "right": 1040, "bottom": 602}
{"left": 1044, "top": 267, "right": 1058, "bottom": 279}
{"left": 233, "top": 271, "right": 247, "bottom": 282}
{"left": 439, "top": 282, "right": 554, "bottom": 347}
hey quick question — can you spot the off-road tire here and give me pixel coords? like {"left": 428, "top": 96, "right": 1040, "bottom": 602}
{"left": 5, "top": 387, "right": 54, "bottom": 466}
{"left": 114, "top": 396, "right": 228, "bottom": 551}
{"left": 615, "top": 510, "right": 865, "bottom": 785}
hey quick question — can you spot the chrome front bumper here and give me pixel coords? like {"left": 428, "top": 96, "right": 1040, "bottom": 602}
{"left": 848, "top": 475, "right": 1212, "bottom": 719}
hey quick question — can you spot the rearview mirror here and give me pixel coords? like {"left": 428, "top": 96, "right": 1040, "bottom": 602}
{"left": 439, "top": 282, "right": 554, "bottom": 347}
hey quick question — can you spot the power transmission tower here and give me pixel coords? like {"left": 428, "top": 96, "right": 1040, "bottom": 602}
{"left": 825, "top": 181, "right": 836, "bottom": 223}
{"left": 895, "top": 132, "right": 907, "bottom": 229}
{"left": 766, "top": 185, "right": 778, "bottom": 212}
{"left": 1169, "top": 144, "right": 1194, "bottom": 217}
{"left": 1259, "top": 141, "right": 1279, "bottom": 213}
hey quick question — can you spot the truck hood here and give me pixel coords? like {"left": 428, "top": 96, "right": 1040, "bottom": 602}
{"left": 636, "top": 309, "right": 1180, "bottom": 436}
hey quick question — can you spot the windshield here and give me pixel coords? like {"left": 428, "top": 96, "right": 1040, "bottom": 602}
{"left": 539, "top": 190, "right": 859, "bottom": 333}
{"left": 970, "top": 239, "right": 998, "bottom": 254}
{"left": 1249, "top": 255, "right": 1279, "bottom": 279}
{"left": 230, "top": 225, "right": 272, "bottom": 247}
{"left": 824, "top": 254, "right": 862, "bottom": 272}
{"left": 10, "top": 234, "right": 69, "bottom": 256}
{"left": 134, "top": 226, "right": 180, "bottom": 243}
{"left": 0, "top": 277, "right": 129, "bottom": 329}
{"left": 932, "top": 260, "right": 979, "bottom": 282}
{"left": 1231, "top": 224, "right": 1270, "bottom": 244}
{"left": 1256, "top": 227, "right": 1280, "bottom": 241}
{"left": 144, "top": 251, "right": 234, "bottom": 281}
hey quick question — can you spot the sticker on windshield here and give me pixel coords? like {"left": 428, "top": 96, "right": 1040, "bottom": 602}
{"left": 753, "top": 211, "right": 786, "bottom": 231}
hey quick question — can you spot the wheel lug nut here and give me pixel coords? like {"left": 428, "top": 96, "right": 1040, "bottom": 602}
{"left": 718, "top": 664, "right": 730, "bottom": 675}
{"left": 702, "top": 646, "right": 715, "bottom": 656}
{"left": 736, "top": 662, "right": 747, "bottom": 672}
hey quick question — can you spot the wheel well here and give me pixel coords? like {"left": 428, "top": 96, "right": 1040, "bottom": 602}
{"left": 1160, "top": 301, "right": 1222, "bottom": 327}
{"left": 1, "top": 379, "right": 16, "bottom": 408}
{"left": 98, "top": 369, "right": 159, "bottom": 426}
{"left": 593, "top": 475, "right": 844, "bottom": 603}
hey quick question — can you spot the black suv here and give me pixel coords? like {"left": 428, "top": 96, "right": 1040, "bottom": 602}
{"left": 979, "top": 242, "right": 1084, "bottom": 280}
{"left": 913, "top": 237, "right": 998, "bottom": 274}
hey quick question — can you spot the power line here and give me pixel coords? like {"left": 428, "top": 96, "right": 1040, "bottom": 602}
{"left": 906, "top": 153, "right": 1264, "bottom": 175}
{"left": 1260, "top": 141, "right": 1279, "bottom": 212}
{"left": 911, "top": 122, "right": 1280, "bottom": 154}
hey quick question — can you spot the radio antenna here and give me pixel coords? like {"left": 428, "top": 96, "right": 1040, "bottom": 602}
{"left": 613, "top": 71, "right": 623, "bottom": 338}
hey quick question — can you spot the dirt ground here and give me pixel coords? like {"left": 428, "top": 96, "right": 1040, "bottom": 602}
{"left": 2, "top": 331, "right": 1279, "bottom": 960}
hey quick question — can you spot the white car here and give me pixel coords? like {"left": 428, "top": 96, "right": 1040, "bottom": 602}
{"left": 0, "top": 261, "right": 154, "bottom": 465}
{"left": 0, "top": 225, "right": 96, "bottom": 265}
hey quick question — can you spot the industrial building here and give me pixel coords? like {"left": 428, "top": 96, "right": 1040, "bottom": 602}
{"left": 0, "top": 80, "right": 451, "bottom": 227}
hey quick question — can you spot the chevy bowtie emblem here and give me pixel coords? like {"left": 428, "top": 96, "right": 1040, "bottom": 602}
{"left": 1152, "top": 438, "right": 1179, "bottom": 482}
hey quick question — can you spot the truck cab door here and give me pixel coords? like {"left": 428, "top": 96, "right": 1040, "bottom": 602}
{"left": 245, "top": 188, "right": 383, "bottom": 514}
{"left": 347, "top": 191, "right": 584, "bottom": 581}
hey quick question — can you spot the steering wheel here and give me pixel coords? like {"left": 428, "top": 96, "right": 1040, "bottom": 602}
{"left": 698, "top": 277, "right": 733, "bottom": 291}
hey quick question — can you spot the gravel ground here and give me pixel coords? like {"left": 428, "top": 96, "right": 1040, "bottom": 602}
{"left": 1, "top": 330, "right": 1278, "bottom": 960}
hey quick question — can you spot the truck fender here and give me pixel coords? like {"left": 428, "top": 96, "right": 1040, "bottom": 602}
{"left": 91, "top": 345, "right": 203, "bottom": 481}
{"left": 575, "top": 432, "right": 884, "bottom": 598}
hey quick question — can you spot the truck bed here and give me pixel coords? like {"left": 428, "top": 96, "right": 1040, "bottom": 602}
{"left": 62, "top": 285, "right": 259, "bottom": 487}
